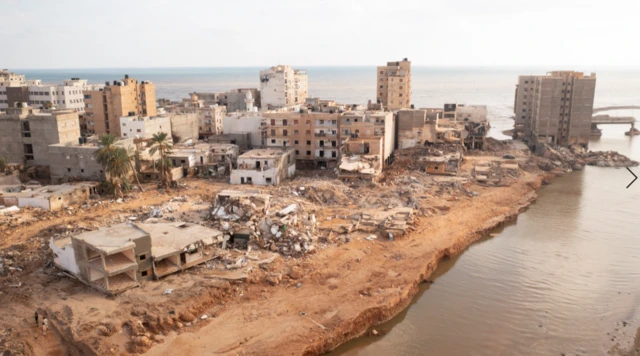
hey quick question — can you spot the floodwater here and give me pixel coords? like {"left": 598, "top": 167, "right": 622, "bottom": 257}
{"left": 332, "top": 123, "right": 640, "bottom": 355}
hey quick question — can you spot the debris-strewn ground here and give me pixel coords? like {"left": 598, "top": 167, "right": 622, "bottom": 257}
{"left": 0, "top": 139, "right": 636, "bottom": 356}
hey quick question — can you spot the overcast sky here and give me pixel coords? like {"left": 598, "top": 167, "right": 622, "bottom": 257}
{"left": 2, "top": 0, "right": 639, "bottom": 68}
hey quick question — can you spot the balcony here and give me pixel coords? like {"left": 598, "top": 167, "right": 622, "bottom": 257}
{"left": 314, "top": 132, "right": 336, "bottom": 138}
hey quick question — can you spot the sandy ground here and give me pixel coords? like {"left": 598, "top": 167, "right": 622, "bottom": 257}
{"left": 1, "top": 142, "right": 551, "bottom": 356}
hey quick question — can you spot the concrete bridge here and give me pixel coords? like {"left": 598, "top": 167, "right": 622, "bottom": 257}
{"left": 592, "top": 105, "right": 640, "bottom": 114}
{"left": 590, "top": 114, "right": 637, "bottom": 136}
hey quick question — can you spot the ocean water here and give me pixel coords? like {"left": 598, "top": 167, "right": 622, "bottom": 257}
{"left": 15, "top": 66, "right": 640, "bottom": 355}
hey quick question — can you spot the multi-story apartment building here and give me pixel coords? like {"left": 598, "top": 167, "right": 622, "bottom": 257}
{"left": 26, "top": 79, "right": 102, "bottom": 112}
{"left": 376, "top": 59, "right": 411, "bottom": 110}
{"left": 259, "top": 65, "right": 308, "bottom": 109}
{"left": 0, "top": 69, "right": 41, "bottom": 109}
{"left": 514, "top": 71, "right": 596, "bottom": 149}
{"left": 84, "top": 75, "right": 157, "bottom": 136}
{"left": 119, "top": 115, "right": 172, "bottom": 140}
{"left": 264, "top": 112, "right": 340, "bottom": 168}
{"left": 0, "top": 104, "right": 80, "bottom": 165}
{"left": 340, "top": 111, "right": 395, "bottom": 166}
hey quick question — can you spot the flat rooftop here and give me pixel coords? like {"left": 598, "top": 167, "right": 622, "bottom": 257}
{"left": 138, "top": 222, "right": 222, "bottom": 260}
{"left": 0, "top": 183, "right": 96, "bottom": 199}
{"left": 239, "top": 148, "right": 294, "bottom": 159}
{"left": 73, "top": 223, "right": 148, "bottom": 255}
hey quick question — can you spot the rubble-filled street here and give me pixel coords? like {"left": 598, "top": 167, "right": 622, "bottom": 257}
{"left": 0, "top": 140, "right": 637, "bottom": 356}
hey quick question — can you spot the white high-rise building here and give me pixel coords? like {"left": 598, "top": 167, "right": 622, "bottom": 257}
{"left": 259, "top": 65, "right": 308, "bottom": 109}
{"left": 28, "top": 78, "right": 102, "bottom": 113}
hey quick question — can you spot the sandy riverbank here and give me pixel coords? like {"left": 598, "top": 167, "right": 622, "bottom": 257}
{"left": 144, "top": 174, "right": 544, "bottom": 356}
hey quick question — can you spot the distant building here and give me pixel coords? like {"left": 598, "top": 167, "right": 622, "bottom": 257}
{"left": 119, "top": 115, "right": 171, "bottom": 140}
{"left": 226, "top": 88, "right": 260, "bottom": 112}
{"left": 84, "top": 75, "right": 157, "bottom": 136}
{"left": 169, "top": 113, "right": 199, "bottom": 143}
{"left": 514, "top": 71, "right": 596, "bottom": 149}
{"left": 231, "top": 148, "right": 296, "bottom": 185}
{"left": 260, "top": 65, "right": 308, "bottom": 109}
{"left": 377, "top": 59, "right": 411, "bottom": 110}
{"left": 196, "top": 106, "right": 227, "bottom": 137}
{"left": 264, "top": 112, "right": 340, "bottom": 168}
{"left": 0, "top": 105, "right": 80, "bottom": 165}
{"left": 223, "top": 111, "right": 266, "bottom": 148}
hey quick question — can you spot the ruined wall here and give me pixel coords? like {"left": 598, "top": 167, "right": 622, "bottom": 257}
{"left": 0, "top": 116, "right": 24, "bottom": 163}
{"left": 397, "top": 109, "right": 426, "bottom": 149}
{"left": 170, "top": 113, "right": 199, "bottom": 142}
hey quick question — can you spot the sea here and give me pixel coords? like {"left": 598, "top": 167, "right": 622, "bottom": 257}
{"left": 16, "top": 66, "right": 640, "bottom": 355}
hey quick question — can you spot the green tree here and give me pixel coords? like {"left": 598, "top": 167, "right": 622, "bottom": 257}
{"left": 127, "top": 146, "right": 144, "bottom": 192}
{"left": 94, "top": 134, "right": 131, "bottom": 197}
{"left": 148, "top": 132, "right": 174, "bottom": 188}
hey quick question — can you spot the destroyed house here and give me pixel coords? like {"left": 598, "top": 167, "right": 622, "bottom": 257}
{"left": 71, "top": 223, "right": 151, "bottom": 294}
{"left": 139, "top": 222, "right": 222, "bottom": 278}
{"left": 0, "top": 183, "right": 97, "bottom": 211}
{"left": 231, "top": 148, "right": 296, "bottom": 185}
{"left": 51, "top": 222, "right": 223, "bottom": 294}
{"left": 419, "top": 152, "right": 462, "bottom": 176}
{"left": 339, "top": 137, "right": 383, "bottom": 182}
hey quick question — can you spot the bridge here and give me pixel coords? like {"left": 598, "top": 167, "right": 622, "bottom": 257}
{"left": 590, "top": 114, "right": 637, "bottom": 136}
{"left": 592, "top": 105, "right": 640, "bottom": 113}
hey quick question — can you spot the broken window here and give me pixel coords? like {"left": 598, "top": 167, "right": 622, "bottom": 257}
{"left": 266, "top": 177, "right": 272, "bottom": 183}
{"left": 306, "top": 151, "right": 311, "bottom": 156}
{"left": 139, "top": 254, "right": 147, "bottom": 261}
{"left": 141, "top": 270, "right": 148, "bottom": 277}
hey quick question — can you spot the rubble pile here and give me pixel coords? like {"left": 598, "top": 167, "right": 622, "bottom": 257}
{"left": 210, "top": 190, "right": 319, "bottom": 257}
{"left": 480, "top": 138, "right": 512, "bottom": 153}
{"left": 473, "top": 160, "right": 521, "bottom": 186}
{"left": 537, "top": 144, "right": 638, "bottom": 172}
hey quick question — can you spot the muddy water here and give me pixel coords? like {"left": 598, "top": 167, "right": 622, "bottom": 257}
{"left": 332, "top": 124, "right": 640, "bottom": 356}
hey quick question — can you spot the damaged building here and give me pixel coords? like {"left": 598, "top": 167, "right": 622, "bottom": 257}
{"left": 0, "top": 183, "right": 98, "bottom": 210}
{"left": 338, "top": 137, "right": 383, "bottom": 183}
{"left": 340, "top": 111, "right": 395, "bottom": 166}
{"left": 419, "top": 152, "right": 463, "bottom": 176}
{"left": 50, "top": 221, "right": 223, "bottom": 294}
{"left": 231, "top": 148, "right": 296, "bottom": 185}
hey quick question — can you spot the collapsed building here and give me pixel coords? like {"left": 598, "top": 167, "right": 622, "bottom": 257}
{"left": 418, "top": 152, "right": 462, "bottom": 176}
{"left": 338, "top": 137, "right": 383, "bottom": 183}
{"left": 168, "top": 143, "right": 239, "bottom": 178}
{"left": 50, "top": 221, "right": 223, "bottom": 294}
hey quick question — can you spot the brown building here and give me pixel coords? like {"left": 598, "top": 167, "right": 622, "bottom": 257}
{"left": 377, "top": 59, "right": 411, "bottom": 110}
{"left": 264, "top": 112, "right": 340, "bottom": 168}
{"left": 340, "top": 111, "right": 395, "bottom": 166}
{"left": 514, "top": 71, "right": 596, "bottom": 149}
{"left": 0, "top": 104, "right": 80, "bottom": 165}
{"left": 84, "top": 75, "right": 157, "bottom": 136}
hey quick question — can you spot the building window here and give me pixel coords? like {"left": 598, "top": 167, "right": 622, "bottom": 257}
{"left": 306, "top": 151, "right": 311, "bottom": 156}
{"left": 295, "top": 150, "right": 299, "bottom": 155}
{"left": 271, "top": 129, "right": 276, "bottom": 136}
{"left": 294, "top": 140, "right": 299, "bottom": 144}
{"left": 306, "top": 140, "right": 311, "bottom": 145}
{"left": 136, "top": 129, "right": 141, "bottom": 132}
{"left": 67, "top": 168, "right": 71, "bottom": 172}
{"left": 141, "top": 270, "right": 148, "bottom": 277}
{"left": 271, "top": 139, "right": 276, "bottom": 144}
{"left": 81, "top": 169, "right": 84, "bottom": 173}
{"left": 332, "top": 151, "right": 337, "bottom": 158}
{"left": 294, "top": 130, "right": 299, "bottom": 134}
{"left": 271, "top": 119, "right": 275, "bottom": 125}
{"left": 283, "top": 129, "right": 288, "bottom": 136}
{"left": 266, "top": 178, "right": 272, "bottom": 184}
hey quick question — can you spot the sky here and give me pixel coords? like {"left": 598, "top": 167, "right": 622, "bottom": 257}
{"left": 2, "top": 0, "right": 639, "bottom": 69}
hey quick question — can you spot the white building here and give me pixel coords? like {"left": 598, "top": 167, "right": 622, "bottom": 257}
{"left": 231, "top": 148, "right": 296, "bottom": 185}
{"left": 455, "top": 105, "right": 488, "bottom": 123}
{"left": 259, "top": 65, "right": 308, "bottom": 109}
{"left": 223, "top": 111, "right": 266, "bottom": 148}
{"left": 27, "top": 78, "right": 102, "bottom": 113}
{"left": 120, "top": 115, "right": 172, "bottom": 139}
{"left": 0, "top": 69, "right": 27, "bottom": 87}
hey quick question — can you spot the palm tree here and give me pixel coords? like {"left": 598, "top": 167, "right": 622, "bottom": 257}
{"left": 94, "top": 134, "right": 131, "bottom": 196}
{"left": 127, "top": 146, "right": 144, "bottom": 192}
{"left": 148, "top": 132, "right": 173, "bottom": 188}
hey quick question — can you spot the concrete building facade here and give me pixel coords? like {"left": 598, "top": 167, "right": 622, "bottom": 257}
{"left": 195, "top": 106, "right": 227, "bottom": 137}
{"left": 84, "top": 75, "right": 157, "bottom": 136}
{"left": 27, "top": 78, "right": 102, "bottom": 113}
{"left": 264, "top": 112, "right": 340, "bottom": 168}
{"left": 377, "top": 59, "right": 411, "bottom": 110}
{"left": 231, "top": 148, "right": 296, "bottom": 185}
{"left": 514, "top": 71, "right": 596, "bottom": 149}
{"left": 169, "top": 113, "right": 199, "bottom": 143}
{"left": 0, "top": 105, "right": 80, "bottom": 165}
{"left": 260, "top": 65, "right": 308, "bottom": 109}
{"left": 340, "top": 111, "right": 395, "bottom": 165}
{"left": 119, "top": 115, "right": 171, "bottom": 140}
